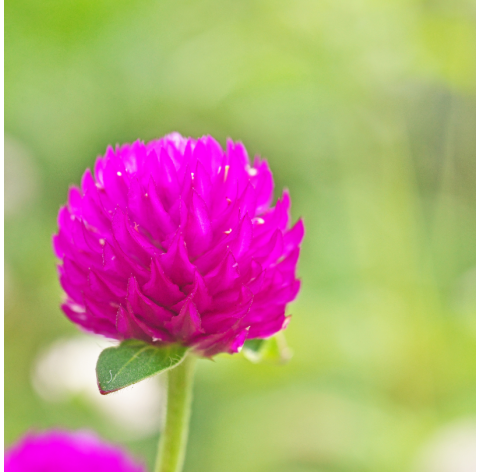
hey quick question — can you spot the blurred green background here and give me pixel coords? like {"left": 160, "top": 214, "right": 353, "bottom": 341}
{"left": 5, "top": 0, "right": 475, "bottom": 471}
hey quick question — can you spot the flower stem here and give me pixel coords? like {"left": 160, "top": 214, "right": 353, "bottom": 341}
{"left": 154, "top": 353, "right": 196, "bottom": 472}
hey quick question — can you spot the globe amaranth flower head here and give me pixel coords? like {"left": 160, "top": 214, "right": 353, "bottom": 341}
{"left": 54, "top": 133, "right": 304, "bottom": 357}
{"left": 5, "top": 430, "right": 145, "bottom": 472}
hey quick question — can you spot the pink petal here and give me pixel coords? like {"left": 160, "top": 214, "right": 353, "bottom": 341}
{"left": 184, "top": 190, "right": 213, "bottom": 259}
{"left": 160, "top": 232, "right": 195, "bottom": 287}
{"left": 165, "top": 298, "right": 203, "bottom": 343}
{"left": 142, "top": 258, "right": 185, "bottom": 307}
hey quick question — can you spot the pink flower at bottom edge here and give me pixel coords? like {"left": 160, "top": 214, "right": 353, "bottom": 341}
{"left": 53, "top": 133, "right": 304, "bottom": 357}
{"left": 5, "top": 430, "right": 146, "bottom": 472}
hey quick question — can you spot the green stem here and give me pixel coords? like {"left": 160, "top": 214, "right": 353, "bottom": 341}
{"left": 154, "top": 354, "right": 196, "bottom": 472}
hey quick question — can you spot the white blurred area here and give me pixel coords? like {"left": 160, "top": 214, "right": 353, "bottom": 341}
{"left": 5, "top": 135, "right": 40, "bottom": 216}
{"left": 412, "top": 418, "right": 475, "bottom": 472}
{"left": 32, "top": 335, "right": 165, "bottom": 439}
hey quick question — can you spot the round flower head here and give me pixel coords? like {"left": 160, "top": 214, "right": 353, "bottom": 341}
{"left": 5, "top": 430, "right": 145, "bottom": 472}
{"left": 54, "top": 133, "right": 304, "bottom": 356}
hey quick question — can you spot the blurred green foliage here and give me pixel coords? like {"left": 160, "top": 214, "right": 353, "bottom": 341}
{"left": 5, "top": 0, "right": 475, "bottom": 471}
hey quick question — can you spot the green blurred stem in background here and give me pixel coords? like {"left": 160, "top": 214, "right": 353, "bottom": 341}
{"left": 155, "top": 354, "right": 197, "bottom": 472}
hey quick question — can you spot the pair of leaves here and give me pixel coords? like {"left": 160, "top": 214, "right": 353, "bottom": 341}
{"left": 96, "top": 334, "right": 292, "bottom": 395}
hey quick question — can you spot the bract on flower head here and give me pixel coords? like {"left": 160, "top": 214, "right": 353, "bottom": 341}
{"left": 53, "top": 133, "right": 304, "bottom": 356}
{"left": 5, "top": 430, "right": 145, "bottom": 472}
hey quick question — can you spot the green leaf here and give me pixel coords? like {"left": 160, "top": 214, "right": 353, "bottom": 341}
{"left": 242, "top": 333, "right": 292, "bottom": 364}
{"left": 96, "top": 340, "right": 188, "bottom": 395}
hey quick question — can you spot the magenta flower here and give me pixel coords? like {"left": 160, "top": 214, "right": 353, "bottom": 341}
{"left": 5, "top": 430, "right": 145, "bottom": 472}
{"left": 54, "top": 133, "right": 303, "bottom": 356}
